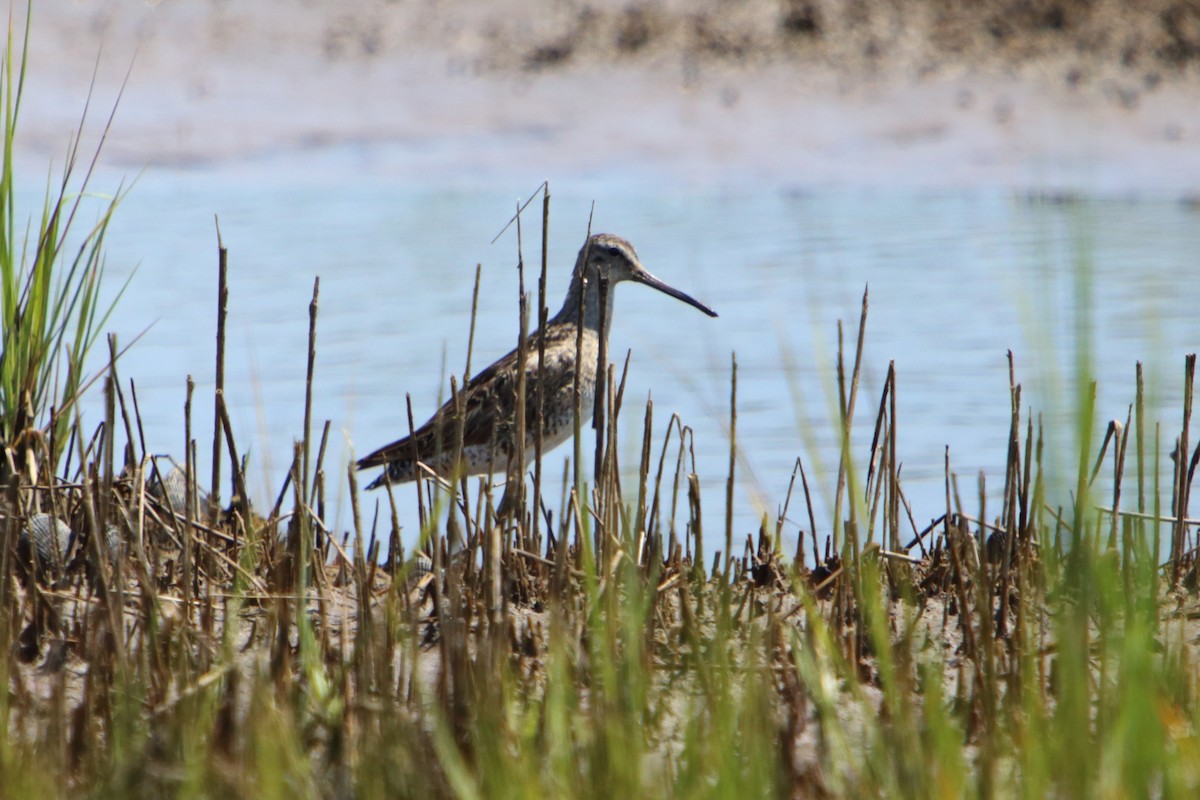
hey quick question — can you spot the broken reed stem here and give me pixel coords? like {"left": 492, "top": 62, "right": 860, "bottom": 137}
{"left": 572, "top": 210, "right": 595, "bottom": 556}
{"left": 215, "top": 393, "right": 249, "bottom": 549}
{"left": 514, "top": 208, "right": 530, "bottom": 532}
{"left": 102, "top": 334, "right": 117, "bottom": 531}
{"left": 444, "top": 263, "right": 484, "bottom": 563}
{"left": 346, "top": 459, "right": 373, "bottom": 690}
{"left": 1018, "top": 414, "right": 1033, "bottom": 545}
{"left": 405, "top": 394, "right": 426, "bottom": 535}
{"left": 723, "top": 352, "right": 736, "bottom": 586}
{"left": 464, "top": 263, "right": 483, "bottom": 408}
{"left": 130, "top": 379, "right": 148, "bottom": 462}
{"left": 1173, "top": 354, "right": 1194, "bottom": 583}
{"left": 779, "top": 458, "right": 799, "bottom": 557}
{"left": 944, "top": 445, "right": 976, "bottom": 656}
{"left": 646, "top": 412, "right": 674, "bottom": 548}
{"left": 601, "top": 366, "right": 617, "bottom": 563}
{"left": 866, "top": 427, "right": 886, "bottom": 545}
{"left": 533, "top": 185, "right": 550, "bottom": 551}
{"left": 182, "top": 375, "right": 195, "bottom": 622}
{"left": 211, "top": 220, "right": 228, "bottom": 525}
{"left": 113, "top": 370, "right": 137, "bottom": 473}
{"left": 865, "top": 363, "right": 890, "bottom": 508}
{"left": 1103, "top": 415, "right": 1127, "bottom": 550}
{"left": 832, "top": 287, "right": 870, "bottom": 553}
{"left": 593, "top": 273, "right": 609, "bottom": 492}
{"left": 446, "top": 366, "right": 470, "bottom": 607}
{"left": 1154, "top": 422, "right": 1163, "bottom": 568}
{"left": 834, "top": 320, "right": 847, "bottom": 553}
{"left": 313, "top": 419, "right": 332, "bottom": 555}
{"left": 609, "top": 357, "right": 630, "bottom": 535}
{"left": 513, "top": 271, "right": 530, "bottom": 531}
{"left": 636, "top": 395, "right": 653, "bottom": 559}
{"left": 302, "top": 277, "right": 319, "bottom": 505}
{"left": 888, "top": 362, "right": 899, "bottom": 552}
{"left": 191, "top": 440, "right": 206, "bottom": 601}
{"left": 314, "top": 419, "right": 333, "bottom": 563}
{"left": 688, "top": 471, "right": 703, "bottom": 582}
{"left": 998, "top": 354, "right": 1021, "bottom": 630}
{"left": 975, "top": 471, "right": 998, "bottom": 746}
{"left": 800, "top": 455, "right": 818, "bottom": 566}
{"left": 1136, "top": 361, "right": 1145, "bottom": 516}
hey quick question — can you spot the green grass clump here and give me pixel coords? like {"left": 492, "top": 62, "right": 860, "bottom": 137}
{"left": 0, "top": 3, "right": 129, "bottom": 476}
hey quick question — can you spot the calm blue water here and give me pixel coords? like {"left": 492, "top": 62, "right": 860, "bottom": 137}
{"left": 21, "top": 161, "right": 1200, "bottom": 558}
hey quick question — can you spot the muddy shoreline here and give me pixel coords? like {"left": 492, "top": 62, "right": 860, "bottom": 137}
{"left": 38, "top": 0, "right": 1200, "bottom": 84}
{"left": 11, "top": 0, "right": 1200, "bottom": 192}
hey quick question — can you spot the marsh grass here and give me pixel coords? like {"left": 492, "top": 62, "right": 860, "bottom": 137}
{"left": 0, "top": 6, "right": 132, "bottom": 479}
{"left": 6, "top": 193, "right": 1200, "bottom": 797}
{"left": 6, "top": 20, "right": 1200, "bottom": 800}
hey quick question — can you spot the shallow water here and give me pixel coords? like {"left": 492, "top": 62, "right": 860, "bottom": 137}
{"left": 27, "top": 158, "right": 1200, "bottom": 558}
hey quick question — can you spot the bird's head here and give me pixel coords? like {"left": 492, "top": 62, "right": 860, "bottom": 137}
{"left": 576, "top": 233, "right": 718, "bottom": 318}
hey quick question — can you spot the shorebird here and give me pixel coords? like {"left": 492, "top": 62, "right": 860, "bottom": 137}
{"left": 356, "top": 233, "right": 718, "bottom": 490}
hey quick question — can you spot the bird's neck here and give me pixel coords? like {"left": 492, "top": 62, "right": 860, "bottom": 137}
{"left": 551, "top": 270, "right": 614, "bottom": 337}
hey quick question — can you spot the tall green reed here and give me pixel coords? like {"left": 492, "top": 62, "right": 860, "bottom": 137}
{"left": 0, "top": 4, "right": 130, "bottom": 477}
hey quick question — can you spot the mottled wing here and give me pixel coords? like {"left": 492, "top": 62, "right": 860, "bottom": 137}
{"left": 357, "top": 327, "right": 581, "bottom": 474}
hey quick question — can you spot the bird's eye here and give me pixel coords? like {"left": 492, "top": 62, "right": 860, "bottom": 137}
{"left": 604, "top": 245, "right": 622, "bottom": 258}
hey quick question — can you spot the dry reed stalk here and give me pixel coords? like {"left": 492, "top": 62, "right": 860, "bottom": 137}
{"left": 513, "top": 215, "right": 531, "bottom": 534}
{"left": 779, "top": 458, "right": 800, "bottom": 564}
{"left": 1173, "top": 354, "right": 1195, "bottom": 582}
{"left": 533, "top": 187, "right": 550, "bottom": 552}
{"left": 272, "top": 443, "right": 304, "bottom": 687}
{"left": 723, "top": 353, "right": 736, "bottom": 586}
{"left": 313, "top": 419, "right": 332, "bottom": 558}
{"left": 347, "top": 460, "right": 374, "bottom": 693}
{"left": 210, "top": 222, "right": 228, "bottom": 525}
{"left": 888, "top": 362, "right": 899, "bottom": 553}
{"left": 302, "top": 277, "right": 319, "bottom": 504}
{"left": 100, "top": 336, "right": 116, "bottom": 534}
{"left": 975, "top": 470, "right": 997, "bottom": 741}
{"left": 943, "top": 447, "right": 976, "bottom": 659}
{"left": 997, "top": 354, "right": 1021, "bottom": 636}
{"left": 645, "top": 412, "right": 679, "bottom": 556}
{"left": 111, "top": 375, "right": 137, "bottom": 476}
{"left": 688, "top": 472, "right": 703, "bottom": 584}
{"left": 864, "top": 362, "right": 890, "bottom": 508}
{"left": 895, "top": 484, "right": 925, "bottom": 559}
{"left": 450, "top": 268, "right": 484, "bottom": 574}
{"left": 636, "top": 396, "right": 653, "bottom": 561}
{"left": 832, "top": 287, "right": 870, "bottom": 554}
{"left": 182, "top": 376, "right": 195, "bottom": 621}
{"left": 608, "top": 358, "right": 631, "bottom": 541}
{"left": 404, "top": 394, "right": 426, "bottom": 534}
{"left": 1108, "top": 413, "right": 1131, "bottom": 551}
{"left": 570, "top": 209, "right": 596, "bottom": 553}
{"left": 800, "top": 456, "right": 819, "bottom": 565}
{"left": 866, "top": 420, "right": 886, "bottom": 546}
{"left": 1019, "top": 411, "right": 1033, "bottom": 548}
{"left": 1154, "top": 422, "right": 1163, "bottom": 567}
{"left": 593, "top": 274, "right": 609, "bottom": 497}
{"left": 1136, "top": 362, "right": 1146, "bottom": 516}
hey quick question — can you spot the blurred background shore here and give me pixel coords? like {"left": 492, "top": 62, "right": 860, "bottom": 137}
{"left": 15, "top": 0, "right": 1200, "bottom": 193}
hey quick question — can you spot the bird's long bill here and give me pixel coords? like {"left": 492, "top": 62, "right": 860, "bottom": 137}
{"left": 634, "top": 269, "right": 719, "bottom": 318}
